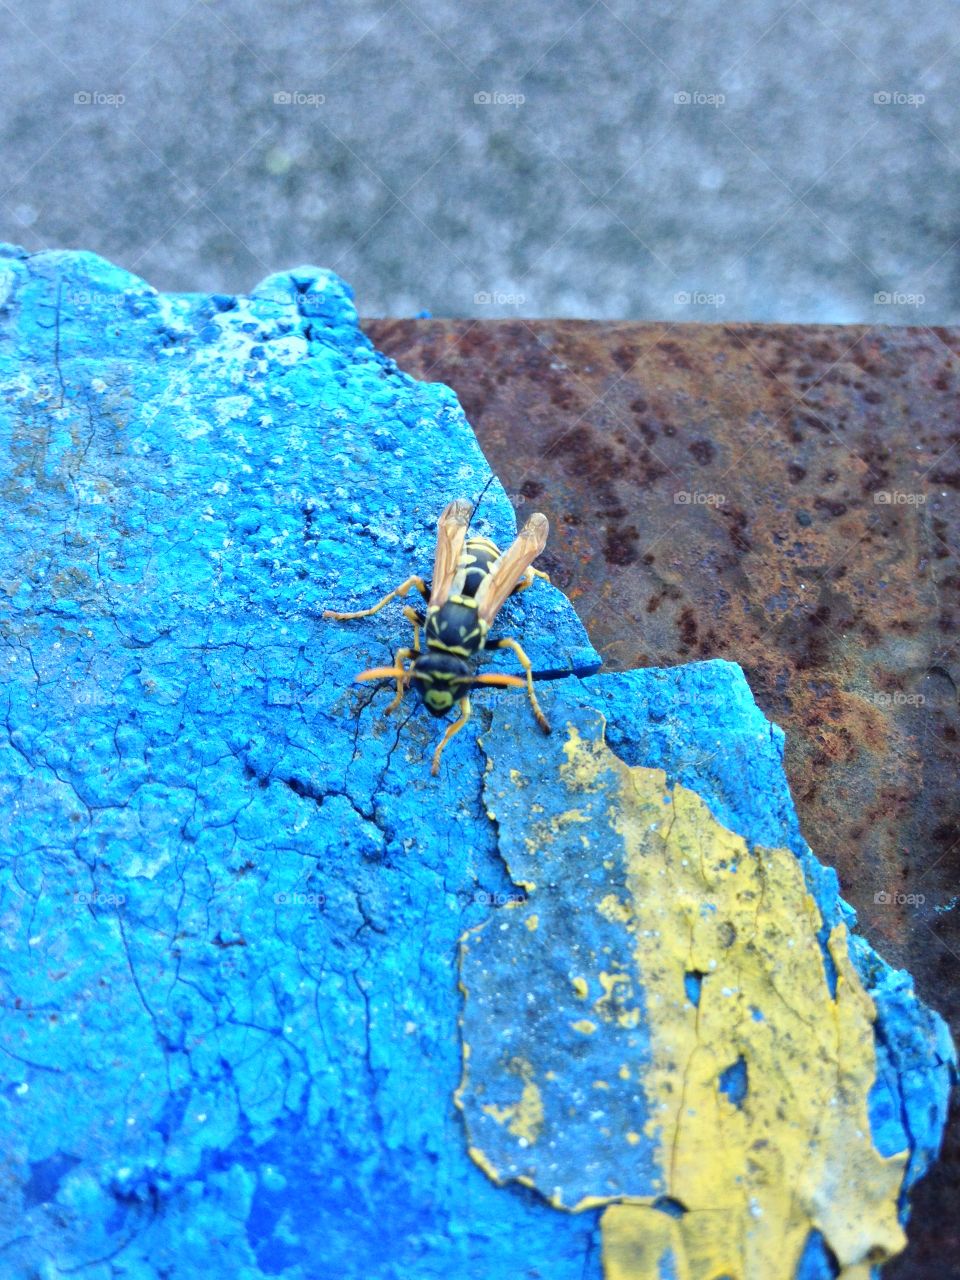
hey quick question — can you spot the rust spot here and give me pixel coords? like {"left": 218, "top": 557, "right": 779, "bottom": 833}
{"left": 689, "top": 439, "right": 716, "bottom": 466}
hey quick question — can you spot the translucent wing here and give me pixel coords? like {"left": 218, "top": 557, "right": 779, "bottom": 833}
{"left": 474, "top": 512, "right": 549, "bottom": 626}
{"left": 429, "top": 499, "right": 473, "bottom": 608}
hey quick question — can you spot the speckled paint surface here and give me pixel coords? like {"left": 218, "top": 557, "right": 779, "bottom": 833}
{"left": 0, "top": 247, "right": 953, "bottom": 1279}
{"left": 459, "top": 666, "right": 955, "bottom": 1277}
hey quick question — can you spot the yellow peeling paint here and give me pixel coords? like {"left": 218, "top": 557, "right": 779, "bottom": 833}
{"left": 597, "top": 894, "right": 631, "bottom": 924}
{"left": 554, "top": 723, "right": 909, "bottom": 1280}
{"left": 481, "top": 1056, "right": 544, "bottom": 1146}
{"left": 568, "top": 727, "right": 906, "bottom": 1274}
{"left": 525, "top": 914, "right": 539, "bottom": 932}
{"left": 461, "top": 722, "right": 909, "bottom": 1278}
{"left": 467, "top": 1143, "right": 503, "bottom": 1184}
{"left": 523, "top": 807, "right": 593, "bottom": 856}
{"left": 595, "top": 970, "right": 632, "bottom": 1023}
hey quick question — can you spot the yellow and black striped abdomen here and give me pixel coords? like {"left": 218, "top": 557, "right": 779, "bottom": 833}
{"left": 457, "top": 537, "right": 500, "bottom": 601}
{"left": 425, "top": 536, "right": 499, "bottom": 658}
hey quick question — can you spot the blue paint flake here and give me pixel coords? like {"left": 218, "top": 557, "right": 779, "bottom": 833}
{"left": 683, "top": 971, "right": 704, "bottom": 1007}
{"left": 717, "top": 1056, "right": 749, "bottom": 1108}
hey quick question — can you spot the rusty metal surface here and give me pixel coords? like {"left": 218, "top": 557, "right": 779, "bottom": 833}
{"left": 364, "top": 317, "right": 960, "bottom": 1278}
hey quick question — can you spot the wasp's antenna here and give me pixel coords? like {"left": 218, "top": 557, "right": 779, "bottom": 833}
{"left": 470, "top": 473, "right": 497, "bottom": 524}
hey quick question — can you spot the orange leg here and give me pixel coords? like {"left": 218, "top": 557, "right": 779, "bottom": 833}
{"left": 386, "top": 647, "right": 417, "bottom": 714}
{"left": 323, "top": 575, "right": 429, "bottom": 621}
{"left": 511, "top": 566, "right": 551, "bottom": 595}
{"left": 489, "top": 636, "right": 550, "bottom": 733}
{"left": 431, "top": 697, "right": 472, "bottom": 776}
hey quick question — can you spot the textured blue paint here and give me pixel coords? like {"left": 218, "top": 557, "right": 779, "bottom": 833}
{"left": 0, "top": 245, "right": 953, "bottom": 1279}
{"left": 0, "top": 245, "right": 601, "bottom": 1279}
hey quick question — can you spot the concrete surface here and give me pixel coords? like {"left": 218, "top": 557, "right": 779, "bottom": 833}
{"left": 0, "top": 0, "right": 959, "bottom": 321}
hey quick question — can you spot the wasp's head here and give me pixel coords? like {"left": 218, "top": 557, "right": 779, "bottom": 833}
{"left": 408, "top": 652, "right": 473, "bottom": 716}
{"left": 355, "top": 652, "right": 526, "bottom": 717}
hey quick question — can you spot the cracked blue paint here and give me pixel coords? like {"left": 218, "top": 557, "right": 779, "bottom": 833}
{"left": 0, "top": 244, "right": 601, "bottom": 1279}
{"left": 0, "top": 245, "right": 953, "bottom": 1279}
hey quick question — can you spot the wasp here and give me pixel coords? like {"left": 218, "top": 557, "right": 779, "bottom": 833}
{"left": 323, "top": 498, "right": 552, "bottom": 775}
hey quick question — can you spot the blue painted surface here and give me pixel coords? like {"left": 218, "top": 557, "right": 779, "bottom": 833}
{"left": 0, "top": 246, "right": 953, "bottom": 1279}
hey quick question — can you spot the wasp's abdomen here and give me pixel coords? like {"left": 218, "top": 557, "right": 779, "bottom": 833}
{"left": 458, "top": 537, "right": 500, "bottom": 600}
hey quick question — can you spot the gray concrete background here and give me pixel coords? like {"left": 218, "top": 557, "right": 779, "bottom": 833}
{"left": 1, "top": 0, "right": 958, "bottom": 321}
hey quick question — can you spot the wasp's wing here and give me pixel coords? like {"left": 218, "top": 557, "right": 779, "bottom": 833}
{"left": 429, "top": 499, "right": 473, "bottom": 608}
{"left": 474, "top": 512, "right": 549, "bottom": 627}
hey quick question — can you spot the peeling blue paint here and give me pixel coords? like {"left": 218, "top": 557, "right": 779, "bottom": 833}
{"left": 0, "top": 245, "right": 601, "bottom": 1279}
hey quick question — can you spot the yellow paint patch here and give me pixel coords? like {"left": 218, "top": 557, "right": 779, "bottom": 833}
{"left": 461, "top": 720, "right": 908, "bottom": 1279}
{"left": 557, "top": 722, "right": 909, "bottom": 1279}
{"left": 525, "top": 914, "right": 539, "bottom": 932}
{"left": 480, "top": 1056, "right": 544, "bottom": 1146}
{"left": 467, "top": 1144, "right": 503, "bottom": 1184}
{"left": 594, "top": 970, "right": 632, "bottom": 1023}
{"left": 597, "top": 894, "right": 631, "bottom": 924}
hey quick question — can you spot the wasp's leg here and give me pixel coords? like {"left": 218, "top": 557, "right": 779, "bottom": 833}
{"left": 322, "top": 575, "right": 429, "bottom": 621}
{"left": 511, "top": 566, "right": 551, "bottom": 595}
{"left": 401, "top": 605, "right": 426, "bottom": 654}
{"left": 387, "top": 607, "right": 425, "bottom": 711}
{"left": 431, "top": 697, "right": 472, "bottom": 776}
{"left": 488, "top": 636, "right": 551, "bottom": 733}
{"left": 386, "top": 647, "right": 417, "bottom": 714}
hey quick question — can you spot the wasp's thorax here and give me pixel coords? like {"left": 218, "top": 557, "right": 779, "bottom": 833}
{"left": 411, "top": 651, "right": 473, "bottom": 716}
{"left": 425, "top": 598, "right": 488, "bottom": 659}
